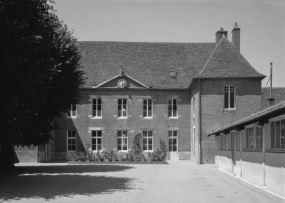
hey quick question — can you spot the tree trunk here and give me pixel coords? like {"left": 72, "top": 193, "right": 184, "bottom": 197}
{"left": 0, "top": 141, "right": 15, "bottom": 170}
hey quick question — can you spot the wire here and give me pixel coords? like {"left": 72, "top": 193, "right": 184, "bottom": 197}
{"left": 261, "top": 76, "right": 271, "bottom": 98}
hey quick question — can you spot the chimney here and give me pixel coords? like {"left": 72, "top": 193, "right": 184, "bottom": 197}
{"left": 215, "top": 27, "right": 227, "bottom": 44}
{"left": 232, "top": 22, "right": 240, "bottom": 52}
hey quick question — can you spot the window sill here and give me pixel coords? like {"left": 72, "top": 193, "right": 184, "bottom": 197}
{"left": 223, "top": 108, "right": 236, "bottom": 112}
{"left": 142, "top": 117, "right": 153, "bottom": 119}
{"left": 168, "top": 117, "right": 179, "bottom": 119}
{"left": 90, "top": 117, "right": 102, "bottom": 119}
{"left": 143, "top": 150, "right": 153, "bottom": 153}
{"left": 117, "top": 117, "right": 128, "bottom": 119}
{"left": 66, "top": 116, "right": 77, "bottom": 119}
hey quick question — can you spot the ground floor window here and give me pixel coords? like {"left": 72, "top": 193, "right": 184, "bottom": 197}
{"left": 168, "top": 131, "right": 178, "bottom": 151}
{"left": 246, "top": 127, "right": 254, "bottom": 149}
{"left": 143, "top": 131, "right": 153, "bottom": 151}
{"left": 118, "top": 131, "right": 128, "bottom": 151}
{"left": 92, "top": 131, "right": 102, "bottom": 151}
{"left": 256, "top": 126, "right": 263, "bottom": 149}
{"left": 270, "top": 118, "right": 285, "bottom": 149}
{"left": 234, "top": 131, "right": 240, "bottom": 151}
{"left": 67, "top": 130, "right": 76, "bottom": 151}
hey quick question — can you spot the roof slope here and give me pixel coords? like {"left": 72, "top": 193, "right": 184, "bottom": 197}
{"left": 78, "top": 41, "right": 215, "bottom": 89}
{"left": 261, "top": 87, "right": 285, "bottom": 109}
{"left": 209, "top": 100, "right": 285, "bottom": 136}
{"left": 196, "top": 37, "right": 265, "bottom": 79}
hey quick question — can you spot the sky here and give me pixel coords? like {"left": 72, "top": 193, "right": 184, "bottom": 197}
{"left": 53, "top": 0, "right": 285, "bottom": 87}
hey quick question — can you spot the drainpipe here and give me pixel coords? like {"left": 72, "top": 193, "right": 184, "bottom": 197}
{"left": 270, "top": 62, "right": 272, "bottom": 98}
{"left": 262, "top": 124, "right": 266, "bottom": 187}
{"left": 198, "top": 79, "right": 202, "bottom": 164}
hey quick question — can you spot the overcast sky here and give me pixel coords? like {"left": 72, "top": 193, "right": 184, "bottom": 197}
{"left": 53, "top": 0, "right": 285, "bottom": 87}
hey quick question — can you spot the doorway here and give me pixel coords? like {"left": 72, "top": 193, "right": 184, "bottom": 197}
{"left": 168, "top": 131, "right": 178, "bottom": 160}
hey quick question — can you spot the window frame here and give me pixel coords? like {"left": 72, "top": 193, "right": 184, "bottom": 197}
{"left": 269, "top": 115, "right": 285, "bottom": 150}
{"left": 67, "top": 130, "right": 76, "bottom": 151}
{"left": 168, "top": 99, "right": 178, "bottom": 118}
{"left": 91, "top": 131, "right": 102, "bottom": 151}
{"left": 118, "top": 99, "right": 127, "bottom": 118}
{"left": 117, "top": 131, "right": 128, "bottom": 152}
{"left": 143, "top": 99, "right": 153, "bottom": 118}
{"left": 224, "top": 85, "right": 236, "bottom": 110}
{"left": 142, "top": 131, "right": 153, "bottom": 152}
{"left": 168, "top": 131, "right": 178, "bottom": 152}
{"left": 67, "top": 104, "right": 77, "bottom": 118}
{"left": 92, "top": 98, "right": 102, "bottom": 118}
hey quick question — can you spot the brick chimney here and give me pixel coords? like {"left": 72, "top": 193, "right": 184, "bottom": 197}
{"left": 216, "top": 27, "right": 227, "bottom": 44}
{"left": 232, "top": 22, "right": 240, "bottom": 52}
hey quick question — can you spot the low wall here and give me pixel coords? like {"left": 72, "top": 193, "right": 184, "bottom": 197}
{"left": 216, "top": 150, "right": 285, "bottom": 199}
{"left": 14, "top": 146, "right": 38, "bottom": 162}
{"left": 265, "top": 153, "right": 285, "bottom": 198}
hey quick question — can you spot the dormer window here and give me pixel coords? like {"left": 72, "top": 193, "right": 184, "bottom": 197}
{"left": 170, "top": 71, "right": 177, "bottom": 77}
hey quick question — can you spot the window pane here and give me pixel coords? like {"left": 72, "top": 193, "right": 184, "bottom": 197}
{"left": 123, "top": 99, "right": 127, "bottom": 105}
{"left": 118, "top": 139, "right": 122, "bottom": 144}
{"left": 230, "top": 91, "right": 235, "bottom": 108}
{"left": 281, "top": 120, "right": 285, "bottom": 148}
{"left": 118, "top": 131, "right": 122, "bottom": 137}
{"left": 224, "top": 91, "right": 229, "bottom": 109}
{"left": 143, "top": 144, "right": 147, "bottom": 150}
{"left": 118, "top": 99, "right": 122, "bottom": 105}
{"left": 92, "top": 145, "right": 96, "bottom": 150}
{"left": 98, "top": 131, "right": 102, "bottom": 137}
{"left": 169, "top": 139, "right": 173, "bottom": 145}
{"left": 149, "top": 131, "right": 152, "bottom": 137}
{"left": 173, "top": 131, "right": 177, "bottom": 137}
{"left": 173, "top": 110, "right": 177, "bottom": 117}
{"left": 173, "top": 145, "right": 177, "bottom": 151}
{"left": 143, "top": 138, "right": 147, "bottom": 144}
{"left": 92, "top": 139, "right": 96, "bottom": 145}
{"left": 173, "top": 139, "right": 177, "bottom": 145}
{"left": 276, "top": 121, "right": 280, "bottom": 148}
{"left": 149, "top": 145, "right": 152, "bottom": 150}
{"left": 123, "top": 145, "right": 127, "bottom": 150}
{"left": 169, "top": 145, "right": 172, "bottom": 151}
{"left": 98, "top": 145, "right": 102, "bottom": 150}
{"left": 118, "top": 144, "right": 121, "bottom": 150}
{"left": 148, "top": 138, "right": 152, "bottom": 145}
{"left": 148, "top": 110, "right": 152, "bottom": 117}
{"left": 98, "top": 139, "right": 102, "bottom": 144}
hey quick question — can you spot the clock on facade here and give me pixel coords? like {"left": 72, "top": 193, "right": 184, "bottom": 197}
{"left": 118, "top": 79, "right": 127, "bottom": 88}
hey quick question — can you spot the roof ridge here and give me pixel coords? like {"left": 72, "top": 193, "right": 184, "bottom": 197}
{"left": 78, "top": 41, "right": 215, "bottom": 45}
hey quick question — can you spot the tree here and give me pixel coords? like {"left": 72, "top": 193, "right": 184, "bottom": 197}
{"left": 0, "top": 0, "right": 84, "bottom": 169}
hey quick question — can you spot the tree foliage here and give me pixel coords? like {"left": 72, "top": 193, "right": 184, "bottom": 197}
{"left": 0, "top": 0, "right": 84, "bottom": 167}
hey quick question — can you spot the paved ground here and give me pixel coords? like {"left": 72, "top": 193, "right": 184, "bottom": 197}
{"left": 0, "top": 161, "right": 284, "bottom": 203}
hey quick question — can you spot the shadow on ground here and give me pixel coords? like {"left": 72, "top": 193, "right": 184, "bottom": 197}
{"left": 0, "top": 165, "right": 134, "bottom": 201}
{"left": 13, "top": 164, "right": 133, "bottom": 174}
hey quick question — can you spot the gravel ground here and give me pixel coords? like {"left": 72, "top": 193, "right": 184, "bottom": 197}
{"left": 0, "top": 161, "right": 284, "bottom": 203}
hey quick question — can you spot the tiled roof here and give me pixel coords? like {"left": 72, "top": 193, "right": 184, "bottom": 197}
{"left": 78, "top": 41, "right": 215, "bottom": 89}
{"left": 195, "top": 37, "right": 265, "bottom": 79}
{"left": 261, "top": 87, "right": 285, "bottom": 109}
{"left": 209, "top": 100, "right": 285, "bottom": 136}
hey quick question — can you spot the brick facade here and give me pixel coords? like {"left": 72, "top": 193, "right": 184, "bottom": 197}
{"left": 55, "top": 88, "right": 191, "bottom": 160}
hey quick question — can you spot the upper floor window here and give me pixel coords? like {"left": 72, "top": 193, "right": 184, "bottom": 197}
{"left": 92, "top": 131, "right": 102, "bottom": 151}
{"left": 143, "top": 131, "right": 153, "bottom": 151}
{"left": 92, "top": 99, "right": 102, "bottom": 117}
{"left": 118, "top": 99, "right": 127, "bottom": 118}
{"left": 67, "top": 104, "right": 76, "bottom": 117}
{"left": 118, "top": 131, "right": 128, "bottom": 151}
{"left": 224, "top": 85, "right": 235, "bottom": 109}
{"left": 270, "top": 117, "right": 285, "bottom": 149}
{"left": 143, "top": 99, "right": 152, "bottom": 118}
{"left": 168, "top": 99, "right": 178, "bottom": 118}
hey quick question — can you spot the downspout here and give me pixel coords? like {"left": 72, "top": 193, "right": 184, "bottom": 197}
{"left": 198, "top": 79, "right": 202, "bottom": 164}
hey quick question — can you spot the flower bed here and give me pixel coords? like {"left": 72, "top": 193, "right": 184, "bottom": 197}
{"left": 70, "top": 133, "right": 167, "bottom": 164}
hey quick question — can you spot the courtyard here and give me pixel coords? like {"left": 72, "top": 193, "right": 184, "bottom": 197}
{"left": 0, "top": 161, "right": 283, "bottom": 203}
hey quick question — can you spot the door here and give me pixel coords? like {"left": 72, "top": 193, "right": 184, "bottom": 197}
{"left": 67, "top": 130, "right": 77, "bottom": 160}
{"left": 168, "top": 131, "right": 178, "bottom": 160}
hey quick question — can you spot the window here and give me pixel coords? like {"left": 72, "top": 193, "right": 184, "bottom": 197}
{"left": 224, "top": 85, "right": 235, "bottom": 109}
{"left": 270, "top": 118, "right": 285, "bottom": 149}
{"left": 118, "top": 131, "right": 128, "bottom": 151}
{"left": 229, "top": 132, "right": 234, "bottom": 149}
{"left": 92, "top": 131, "right": 102, "bottom": 151}
{"left": 67, "top": 130, "right": 76, "bottom": 151}
{"left": 256, "top": 126, "right": 263, "bottom": 149}
{"left": 92, "top": 99, "right": 102, "bottom": 117}
{"left": 234, "top": 131, "right": 240, "bottom": 151}
{"left": 118, "top": 99, "right": 127, "bottom": 118}
{"left": 143, "top": 99, "right": 152, "bottom": 118}
{"left": 168, "top": 99, "right": 178, "bottom": 118}
{"left": 143, "top": 131, "right": 153, "bottom": 151}
{"left": 168, "top": 131, "right": 178, "bottom": 152}
{"left": 246, "top": 127, "right": 254, "bottom": 149}
{"left": 67, "top": 104, "right": 77, "bottom": 117}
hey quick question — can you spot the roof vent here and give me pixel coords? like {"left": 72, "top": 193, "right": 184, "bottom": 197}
{"left": 170, "top": 71, "right": 177, "bottom": 77}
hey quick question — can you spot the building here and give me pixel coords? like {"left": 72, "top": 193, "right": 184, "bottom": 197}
{"left": 208, "top": 100, "right": 285, "bottom": 199}
{"left": 17, "top": 23, "right": 279, "bottom": 164}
